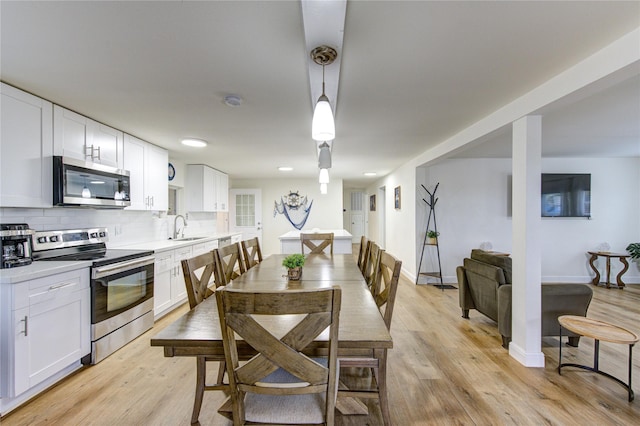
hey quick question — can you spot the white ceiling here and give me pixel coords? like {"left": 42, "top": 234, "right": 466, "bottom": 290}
{"left": 2, "top": 1, "right": 639, "bottom": 188}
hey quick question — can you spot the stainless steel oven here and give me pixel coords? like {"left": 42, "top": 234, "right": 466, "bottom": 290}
{"left": 33, "top": 228, "right": 154, "bottom": 364}
{"left": 89, "top": 253, "right": 154, "bottom": 364}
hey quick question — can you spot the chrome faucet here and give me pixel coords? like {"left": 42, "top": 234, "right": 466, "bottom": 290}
{"left": 173, "top": 215, "right": 187, "bottom": 239}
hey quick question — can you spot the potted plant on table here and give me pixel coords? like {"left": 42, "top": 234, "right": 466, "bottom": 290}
{"left": 282, "top": 253, "right": 305, "bottom": 281}
{"left": 427, "top": 230, "right": 439, "bottom": 245}
{"left": 626, "top": 243, "right": 640, "bottom": 260}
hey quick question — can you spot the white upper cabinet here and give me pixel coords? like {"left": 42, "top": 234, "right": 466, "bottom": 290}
{"left": 144, "top": 143, "right": 168, "bottom": 210}
{"left": 0, "top": 83, "right": 53, "bottom": 208}
{"left": 186, "top": 164, "right": 216, "bottom": 212}
{"left": 185, "top": 165, "right": 229, "bottom": 212}
{"left": 124, "top": 134, "right": 168, "bottom": 211}
{"left": 53, "top": 105, "right": 124, "bottom": 169}
{"left": 216, "top": 170, "right": 229, "bottom": 212}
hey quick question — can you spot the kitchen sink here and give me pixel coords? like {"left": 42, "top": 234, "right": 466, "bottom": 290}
{"left": 171, "top": 237, "right": 206, "bottom": 242}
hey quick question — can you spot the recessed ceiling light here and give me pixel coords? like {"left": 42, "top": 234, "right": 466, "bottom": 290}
{"left": 181, "top": 138, "right": 208, "bottom": 148}
{"left": 364, "top": 172, "right": 377, "bottom": 176}
{"left": 278, "top": 166, "right": 293, "bottom": 172}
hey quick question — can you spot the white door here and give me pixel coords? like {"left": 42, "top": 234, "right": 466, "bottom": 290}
{"left": 230, "top": 189, "right": 263, "bottom": 242}
{"left": 349, "top": 191, "right": 365, "bottom": 243}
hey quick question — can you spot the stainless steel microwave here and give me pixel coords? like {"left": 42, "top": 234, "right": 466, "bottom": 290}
{"left": 53, "top": 156, "right": 131, "bottom": 208}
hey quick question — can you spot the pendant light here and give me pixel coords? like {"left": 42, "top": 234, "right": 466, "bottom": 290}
{"left": 318, "top": 142, "right": 332, "bottom": 169}
{"left": 319, "top": 168, "right": 330, "bottom": 184}
{"left": 311, "top": 46, "right": 337, "bottom": 141}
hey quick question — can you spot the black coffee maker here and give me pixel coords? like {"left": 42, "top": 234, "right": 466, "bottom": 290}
{"left": 1, "top": 223, "right": 34, "bottom": 268}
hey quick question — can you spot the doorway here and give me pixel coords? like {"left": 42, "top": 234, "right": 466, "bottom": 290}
{"left": 229, "top": 189, "right": 263, "bottom": 242}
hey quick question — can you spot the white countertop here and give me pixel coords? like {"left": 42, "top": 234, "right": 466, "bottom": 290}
{"left": 0, "top": 260, "right": 92, "bottom": 284}
{"left": 279, "top": 229, "right": 352, "bottom": 239}
{"left": 116, "top": 232, "right": 241, "bottom": 253}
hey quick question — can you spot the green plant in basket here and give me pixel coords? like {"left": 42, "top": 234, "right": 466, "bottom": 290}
{"left": 427, "top": 230, "right": 440, "bottom": 238}
{"left": 282, "top": 253, "right": 306, "bottom": 269}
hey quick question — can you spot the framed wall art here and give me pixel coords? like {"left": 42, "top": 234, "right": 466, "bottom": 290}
{"left": 394, "top": 186, "right": 401, "bottom": 210}
{"left": 369, "top": 194, "right": 376, "bottom": 211}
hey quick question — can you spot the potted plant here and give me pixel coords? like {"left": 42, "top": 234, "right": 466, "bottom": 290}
{"left": 427, "top": 230, "right": 439, "bottom": 245}
{"left": 626, "top": 243, "right": 640, "bottom": 260}
{"left": 282, "top": 253, "right": 305, "bottom": 280}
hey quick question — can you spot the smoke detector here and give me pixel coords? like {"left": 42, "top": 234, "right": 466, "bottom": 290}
{"left": 224, "top": 95, "right": 243, "bottom": 107}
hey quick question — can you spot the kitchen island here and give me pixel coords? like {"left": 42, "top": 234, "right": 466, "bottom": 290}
{"left": 279, "top": 229, "right": 353, "bottom": 254}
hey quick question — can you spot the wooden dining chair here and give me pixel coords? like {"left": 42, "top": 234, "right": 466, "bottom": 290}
{"left": 241, "top": 237, "right": 263, "bottom": 270}
{"left": 300, "top": 232, "right": 334, "bottom": 255}
{"left": 180, "top": 251, "right": 228, "bottom": 424}
{"left": 216, "top": 286, "right": 342, "bottom": 426}
{"left": 371, "top": 251, "right": 403, "bottom": 330}
{"left": 363, "top": 242, "right": 382, "bottom": 295}
{"left": 338, "top": 251, "right": 402, "bottom": 420}
{"left": 213, "top": 242, "right": 246, "bottom": 286}
{"left": 357, "top": 236, "right": 369, "bottom": 273}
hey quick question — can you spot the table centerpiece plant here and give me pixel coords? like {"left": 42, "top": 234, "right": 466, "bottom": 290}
{"left": 282, "top": 253, "right": 305, "bottom": 281}
{"left": 626, "top": 243, "right": 640, "bottom": 260}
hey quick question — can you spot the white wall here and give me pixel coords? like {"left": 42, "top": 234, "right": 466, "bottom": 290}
{"left": 416, "top": 156, "right": 640, "bottom": 283}
{"left": 230, "top": 178, "right": 344, "bottom": 256}
{"left": 365, "top": 162, "right": 417, "bottom": 280}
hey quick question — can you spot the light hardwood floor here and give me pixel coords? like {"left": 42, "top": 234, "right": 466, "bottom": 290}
{"left": 2, "top": 259, "right": 639, "bottom": 425}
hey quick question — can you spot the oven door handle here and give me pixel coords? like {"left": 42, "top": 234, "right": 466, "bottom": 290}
{"left": 92, "top": 255, "right": 155, "bottom": 279}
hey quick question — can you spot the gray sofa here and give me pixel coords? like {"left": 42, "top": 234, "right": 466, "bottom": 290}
{"left": 456, "top": 249, "right": 593, "bottom": 348}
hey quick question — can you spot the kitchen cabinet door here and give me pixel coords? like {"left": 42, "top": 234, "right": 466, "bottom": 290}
{"left": 153, "top": 251, "right": 173, "bottom": 317}
{"left": 124, "top": 135, "right": 168, "bottom": 211}
{"left": 124, "top": 134, "right": 146, "bottom": 210}
{"left": 216, "top": 170, "right": 229, "bottom": 212}
{"left": 185, "top": 164, "right": 216, "bottom": 212}
{"left": 53, "top": 106, "right": 123, "bottom": 168}
{"left": 0, "top": 83, "right": 53, "bottom": 208}
{"left": 89, "top": 121, "right": 124, "bottom": 169}
{"left": 53, "top": 105, "right": 88, "bottom": 163}
{"left": 144, "top": 143, "right": 168, "bottom": 211}
{"left": 3, "top": 269, "right": 89, "bottom": 399}
{"left": 171, "top": 246, "right": 192, "bottom": 304}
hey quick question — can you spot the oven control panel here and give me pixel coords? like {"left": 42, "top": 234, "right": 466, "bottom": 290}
{"left": 32, "top": 227, "right": 109, "bottom": 251}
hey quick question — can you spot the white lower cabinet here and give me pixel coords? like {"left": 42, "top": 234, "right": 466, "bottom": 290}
{"left": 1, "top": 268, "right": 90, "bottom": 413}
{"left": 153, "top": 251, "right": 174, "bottom": 316}
{"left": 153, "top": 246, "right": 193, "bottom": 319}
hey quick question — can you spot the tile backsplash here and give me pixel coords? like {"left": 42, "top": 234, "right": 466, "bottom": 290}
{"left": 0, "top": 208, "right": 218, "bottom": 248}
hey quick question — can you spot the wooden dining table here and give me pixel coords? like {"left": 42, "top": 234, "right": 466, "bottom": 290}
{"left": 150, "top": 253, "right": 393, "bottom": 425}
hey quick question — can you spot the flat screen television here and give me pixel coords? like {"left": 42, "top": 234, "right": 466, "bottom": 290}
{"left": 541, "top": 173, "right": 591, "bottom": 218}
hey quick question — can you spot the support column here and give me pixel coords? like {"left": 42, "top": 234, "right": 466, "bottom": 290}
{"left": 510, "top": 115, "right": 544, "bottom": 367}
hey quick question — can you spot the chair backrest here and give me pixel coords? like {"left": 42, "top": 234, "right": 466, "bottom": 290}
{"left": 300, "top": 232, "right": 334, "bottom": 255}
{"left": 363, "top": 242, "right": 382, "bottom": 294}
{"left": 372, "top": 251, "right": 402, "bottom": 330}
{"left": 357, "top": 236, "right": 369, "bottom": 272}
{"left": 213, "top": 243, "right": 246, "bottom": 286}
{"left": 241, "top": 237, "right": 263, "bottom": 270}
{"left": 216, "top": 286, "right": 341, "bottom": 425}
{"left": 181, "top": 251, "right": 216, "bottom": 309}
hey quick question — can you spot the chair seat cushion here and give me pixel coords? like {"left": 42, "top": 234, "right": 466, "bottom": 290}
{"left": 244, "top": 359, "right": 329, "bottom": 424}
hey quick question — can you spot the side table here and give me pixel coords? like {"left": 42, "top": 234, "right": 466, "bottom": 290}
{"left": 558, "top": 315, "right": 638, "bottom": 402}
{"left": 587, "top": 251, "right": 631, "bottom": 288}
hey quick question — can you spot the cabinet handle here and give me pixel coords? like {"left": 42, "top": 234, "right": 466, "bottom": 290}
{"left": 150, "top": 196, "right": 154, "bottom": 207}
{"left": 94, "top": 145, "right": 101, "bottom": 160}
{"left": 21, "top": 316, "right": 28, "bottom": 336}
{"left": 49, "top": 281, "right": 76, "bottom": 291}
{"left": 85, "top": 145, "right": 94, "bottom": 160}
